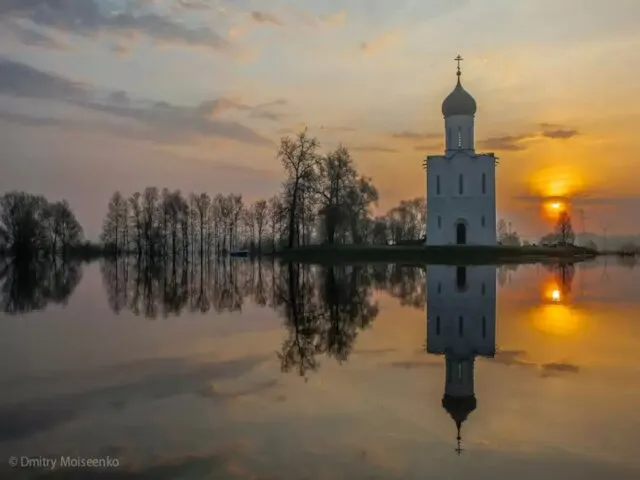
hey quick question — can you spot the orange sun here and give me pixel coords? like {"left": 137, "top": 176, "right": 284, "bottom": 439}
{"left": 542, "top": 197, "right": 569, "bottom": 220}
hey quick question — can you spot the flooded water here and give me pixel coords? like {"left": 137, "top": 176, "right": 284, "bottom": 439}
{"left": 0, "top": 258, "right": 639, "bottom": 479}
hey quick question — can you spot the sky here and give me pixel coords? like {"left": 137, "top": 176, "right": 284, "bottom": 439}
{"left": 1, "top": 0, "right": 639, "bottom": 240}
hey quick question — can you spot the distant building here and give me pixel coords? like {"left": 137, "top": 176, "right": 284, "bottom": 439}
{"left": 425, "top": 56, "right": 497, "bottom": 245}
{"left": 426, "top": 265, "right": 497, "bottom": 454}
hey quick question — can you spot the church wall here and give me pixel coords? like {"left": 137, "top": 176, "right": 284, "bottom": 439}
{"left": 425, "top": 266, "right": 497, "bottom": 358}
{"left": 425, "top": 153, "right": 497, "bottom": 246}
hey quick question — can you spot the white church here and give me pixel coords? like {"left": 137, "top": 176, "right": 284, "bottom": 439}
{"left": 425, "top": 56, "right": 497, "bottom": 246}
{"left": 426, "top": 265, "right": 497, "bottom": 453}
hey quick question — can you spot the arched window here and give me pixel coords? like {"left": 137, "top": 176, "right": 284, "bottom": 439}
{"left": 457, "top": 127, "right": 462, "bottom": 148}
{"left": 436, "top": 175, "right": 441, "bottom": 195}
{"left": 436, "top": 316, "right": 441, "bottom": 335}
{"left": 437, "top": 282, "right": 442, "bottom": 294}
{"left": 481, "top": 215, "right": 486, "bottom": 227}
{"left": 482, "top": 173, "right": 486, "bottom": 194}
{"left": 458, "top": 174, "right": 464, "bottom": 195}
{"left": 458, "top": 316, "right": 464, "bottom": 337}
{"left": 437, "top": 216, "right": 442, "bottom": 229}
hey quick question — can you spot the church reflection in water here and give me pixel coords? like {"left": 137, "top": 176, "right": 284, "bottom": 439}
{"left": 426, "top": 265, "right": 497, "bottom": 454}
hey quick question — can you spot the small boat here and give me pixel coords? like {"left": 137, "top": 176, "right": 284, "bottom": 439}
{"left": 229, "top": 250, "right": 249, "bottom": 258}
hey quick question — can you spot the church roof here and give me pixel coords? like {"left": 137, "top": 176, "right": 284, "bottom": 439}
{"left": 441, "top": 77, "right": 477, "bottom": 117}
{"left": 442, "top": 394, "right": 477, "bottom": 427}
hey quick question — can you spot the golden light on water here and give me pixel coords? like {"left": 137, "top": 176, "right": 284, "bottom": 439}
{"left": 531, "top": 304, "right": 581, "bottom": 336}
{"left": 543, "top": 280, "right": 563, "bottom": 303}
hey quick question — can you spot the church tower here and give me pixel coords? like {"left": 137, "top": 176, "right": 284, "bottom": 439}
{"left": 425, "top": 265, "right": 497, "bottom": 453}
{"left": 424, "top": 56, "right": 497, "bottom": 246}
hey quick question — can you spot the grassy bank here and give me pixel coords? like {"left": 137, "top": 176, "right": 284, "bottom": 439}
{"left": 273, "top": 244, "right": 598, "bottom": 265}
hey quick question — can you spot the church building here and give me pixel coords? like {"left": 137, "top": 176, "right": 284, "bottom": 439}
{"left": 425, "top": 56, "right": 497, "bottom": 246}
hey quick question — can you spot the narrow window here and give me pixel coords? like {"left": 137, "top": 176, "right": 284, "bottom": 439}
{"left": 457, "top": 126, "right": 462, "bottom": 148}
{"left": 481, "top": 283, "right": 486, "bottom": 295}
{"left": 481, "top": 215, "right": 486, "bottom": 227}
{"left": 482, "top": 173, "right": 486, "bottom": 194}
{"left": 437, "top": 216, "right": 442, "bottom": 229}
{"left": 457, "top": 363, "right": 463, "bottom": 379}
{"left": 436, "top": 175, "right": 441, "bottom": 195}
{"left": 436, "top": 316, "right": 441, "bottom": 335}
{"left": 456, "top": 266, "right": 467, "bottom": 291}
{"left": 458, "top": 316, "right": 464, "bottom": 337}
{"left": 482, "top": 316, "right": 487, "bottom": 338}
{"left": 437, "top": 282, "right": 442, "bottom": 294}
{"left": 458, "top": 174, "right": 464, "bottom": 195}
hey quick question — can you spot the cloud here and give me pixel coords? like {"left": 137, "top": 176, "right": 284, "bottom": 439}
{"left": 0, "top": 59, "right": 274, "bottom": 147}
{"left": 320, "top": 125, "right": 356, "bottom": 133}
{"left": 415, "top": 142, "right": 443, "bottom": 152}
{"left": 197, "top": 96, "right": 287, "bottom": 122}
{"left": 250, "top": 11, "right": 283, "bottom": 26}
{"left": 478, "top": 124, "right": 580, "bottom": 151}
{"left": 295, "top": 10, "right": 348, "bottom": 28}
{"left": 0, "top": 110, "right": 73, "bottom": 128}
{"left": 3, "top": 20, "right": 70, "bottom": 50}
{"left": 477, "top": 134, "right": 533, "bottom": 151}
{"left": 0, "top": 354, "right": 270, "bottom": 442}
{"left": 350, "top": 145, "right": 399, "bottom": 154}
{"left": 360, "top": 31, "right": 403, "bottom": 54}
{"left": 490, "top": 350, "right": 580, "bottom": 378}
{"left": 110, "top": 42, "right": 130, "bottom": 56}
{"left": 0, "top": 58, "right": 90, "bottom": 100}
{"left": 323, "top": 11, "right": 347, "bottom": 27}
{"left": 80, "top": 98, "right": 275, "bottom": 146}
{"left": 392, "top": 131, "right": 441, "bottom": 141}
{"left": 177, "top": 0, "right": 212, "bottom": 10}
{"left": 0, "top": 0, "right": 228, "bottom": 50}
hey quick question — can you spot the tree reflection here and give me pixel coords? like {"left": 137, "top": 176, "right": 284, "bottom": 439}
{"left": 101, "top": 257, "right": 259, "bottom": 319}
{"left": 544, "top": 262, "right": 575, "bottom": 299}
{"left": 0, "top": 258, "right": 82, "bottom": 314}
{"left": 274, "top": 263, "right": 379, "bottom": 378}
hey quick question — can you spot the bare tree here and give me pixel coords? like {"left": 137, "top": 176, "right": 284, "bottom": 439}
{"left": 555, "top": 212, "right": 575, "bottom": 245}
{"left": 278, "top": 129, "right": 320, "bottom": 249}
{"left": 101, "top": 191, "right": 128, "bottom": 254}
{"left": 254, "top": 199, "right": 269, "bottom": 253}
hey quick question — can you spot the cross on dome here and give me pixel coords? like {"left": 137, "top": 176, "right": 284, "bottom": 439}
{"left": 454, "top": 54, "right": 463, "bottom": 77}
{"left": 441, "top": 54, "right": 477, "bottom": 117}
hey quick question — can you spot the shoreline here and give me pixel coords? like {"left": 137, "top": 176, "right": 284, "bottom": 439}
{"left": 272, "top": 244, "right": 599, "bottom": 265}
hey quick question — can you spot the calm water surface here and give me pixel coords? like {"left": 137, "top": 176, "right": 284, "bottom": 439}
{"left": 0, "top": 258, "right": 639, "bottom": 479}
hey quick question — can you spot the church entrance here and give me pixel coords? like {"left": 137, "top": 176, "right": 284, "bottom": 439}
{"left": 456, "top": 223, "right": 467, "bottom": 245}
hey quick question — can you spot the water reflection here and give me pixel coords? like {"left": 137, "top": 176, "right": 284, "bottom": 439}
{"left": 275, "top": 263, "right": 379, "bottom": 378}
{"left": 0, "top": 258, "right": 82, "bottom": 314}
{"left": 2, "top": 257, "right": 640, "bottom": 477}
{"left": 426, "top": 266, "right": 497, "bottom": 454}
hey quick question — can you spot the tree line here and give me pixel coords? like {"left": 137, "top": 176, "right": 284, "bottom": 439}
{"left": 0, "top": 192, "right": 84, "bottom": 262}
{"left": 0, "top": 130, "right": 431, "bottom": 261}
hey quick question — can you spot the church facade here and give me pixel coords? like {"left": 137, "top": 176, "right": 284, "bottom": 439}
{"left": 425, "top": 56, "right": 497, "bottom": 246}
